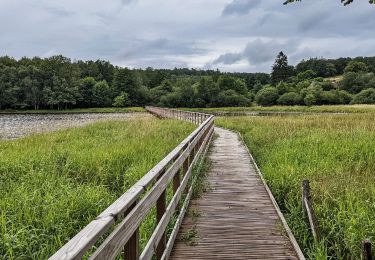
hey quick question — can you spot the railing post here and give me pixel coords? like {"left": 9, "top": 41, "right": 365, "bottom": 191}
{"left": 302, "top": 180, "right": 320, "bottom": 241}
{"left": 124, "top": 201, "right": 139, "bottom": 260}
{"left": 156, "top": 173, "right": 166, "bottom": 259}
{"left": 173, "top": 153, "right": 182, "bottom": 194}
{"left": 363, "top": 240, "right": 372, "bottom": 260}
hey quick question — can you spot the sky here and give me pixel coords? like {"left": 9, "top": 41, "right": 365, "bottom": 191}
{"left": 0, "top": 0, "right": 374, "bottom": 73}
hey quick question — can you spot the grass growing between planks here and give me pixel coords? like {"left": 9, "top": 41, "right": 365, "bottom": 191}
{"left": 0, "top": 116, "right": 195, "bottom": 259}
{"left": 217, "top": 114, "right": 375, "bottom": 259}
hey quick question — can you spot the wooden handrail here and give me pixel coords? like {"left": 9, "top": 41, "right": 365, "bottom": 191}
{"left": 50, "top": 107, "right": 214, "bottom": 260}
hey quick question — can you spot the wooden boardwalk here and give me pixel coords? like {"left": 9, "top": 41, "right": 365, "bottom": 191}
{"left": 170, "top": 127, "right": 303, "bottom": 260}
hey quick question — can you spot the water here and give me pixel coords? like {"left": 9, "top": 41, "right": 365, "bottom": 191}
{"left": 0, "top": 113, "right": 139, "bottom": 140}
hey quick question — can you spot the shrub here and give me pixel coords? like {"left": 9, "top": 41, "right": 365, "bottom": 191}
{"left": 112, "top": 92, "right": 131, "bottom": 107}
{"left": 277, "top": 92, "right": 303, "bottom": 105}
{"left": 304, "top": 93, "right": 317, "bottom": 106}
{"left": 255, "top": 87, "right": 279, "bottom": 106}
{"left": 217, "top": 90, "right": 251, "bottom": 107}
{"left": 351, "top": 88, "right": 375, "bottom": 104}
{"left": 320, "top": 90, "right": 352, "bottom": 105}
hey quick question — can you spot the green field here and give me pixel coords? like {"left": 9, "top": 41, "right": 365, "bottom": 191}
{"left": 0, "top": 107, "right": 145, "bottom": 114}
{"left": 0, "top": 116, "right": 195, "bottom": 259}
{"left": 180, "top": 104, "right": 375, "bottom": 114}
{"left": 216, "top": 113, "right": 375, "bottom": 259}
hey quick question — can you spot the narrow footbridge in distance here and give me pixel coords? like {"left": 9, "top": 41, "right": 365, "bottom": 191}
{"left": 50, "top": 106, "right": 305, "bottom": 260}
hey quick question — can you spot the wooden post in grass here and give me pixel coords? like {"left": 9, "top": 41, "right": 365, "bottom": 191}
{"left": 363, "top": 239, "right": 372, "bottom": 260}
{"left": 124, "top": 201, "right": 139, "bottom": 260}
{"left": 156, "top": 171, "right": 167, "bottom": 260}
{"left": 301, "top": 180, "right": 321, "bottom": 241}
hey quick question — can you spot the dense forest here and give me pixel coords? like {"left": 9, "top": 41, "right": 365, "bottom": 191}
{"left": 1, "top": 54, "right": 375, "bottom": 110}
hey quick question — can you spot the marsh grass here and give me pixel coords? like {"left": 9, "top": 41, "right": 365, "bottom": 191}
{"left": 217, "top": 113, "right": 375, "bottom": 259}
{"left": 0, "top": 116, "right": 195, "bottom": 259}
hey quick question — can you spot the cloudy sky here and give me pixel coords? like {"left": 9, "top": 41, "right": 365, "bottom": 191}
{"left": 0, "top": 0, "right": 374, "bottom": 72}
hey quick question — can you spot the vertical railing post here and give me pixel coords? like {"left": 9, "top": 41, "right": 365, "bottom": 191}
{"left": 363, "top": 240, "right": 372, "bottom": 260}
{"left": 156, "top": 172, "right": 166, "bottom": 259}
{"left": 124, "top": 201, "right": 139, "bottom": 260}
{"left": 173, "top": 153, "right": 182, "bottom": 194}
{"left": 302, "top": 180, "right": 320, "bottom": 241}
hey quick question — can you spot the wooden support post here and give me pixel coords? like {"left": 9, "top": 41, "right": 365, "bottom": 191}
{"left": 302, "top": 180, "right": 321, "bottom": 241}
{"left": 156, "top": 191, "right": 166, "bottom": 259}
{"left": 173, "top": 155, "right": 182, "bottom": 194}
{"left": 363, "top": 240, "right": 372, "bottom": 260}
{"left": 124, "top": 201, "right": 139, "bottom": 260}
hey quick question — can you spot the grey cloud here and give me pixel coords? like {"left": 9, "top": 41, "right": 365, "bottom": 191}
{"left": 1, "top": 0, "right": 375, "bottom": 73}
{"left": 115, "top": 38, "right": 207, "bottom": 61}
{"left": 213, "top": 39, "right": 299, "bottom": 66}
{"left": 222, "top": 0, "right": 259, "bottom": 16}
{"left": 213, "top": 53, "right": 242, "bottom": 65}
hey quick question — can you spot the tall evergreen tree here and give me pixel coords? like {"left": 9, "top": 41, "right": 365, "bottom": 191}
{"left": 271, "top": 51, "right": 293, "bottom": 85}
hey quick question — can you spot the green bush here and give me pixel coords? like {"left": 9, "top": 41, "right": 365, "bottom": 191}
{"left": 255, "top": 87, "right": 279, "bottom": 106}
{"left": 277, "top": 92, "right": 303, "bottom": 105}
{"left": 351, "top": 88, "right": 375, "bottom": 104}
{"left": 320, "top": 90, "right": 352, "bottom": 105}
{"left": 217, "top": 90, "right": 251, "bottom": 107}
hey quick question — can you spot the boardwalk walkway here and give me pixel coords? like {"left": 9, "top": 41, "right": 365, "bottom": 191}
{"left": 170, "top": 127, "right": 302, "bottom": 260}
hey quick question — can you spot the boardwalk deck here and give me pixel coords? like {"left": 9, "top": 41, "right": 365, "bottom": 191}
{"left": 170, "top": 127, "right": 302, "bottom": 260}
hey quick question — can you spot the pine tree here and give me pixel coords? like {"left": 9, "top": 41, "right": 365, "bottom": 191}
{"left": 271, "top": 51, "right": 293, "bottom": 85}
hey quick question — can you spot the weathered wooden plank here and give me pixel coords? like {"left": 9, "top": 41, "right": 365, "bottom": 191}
{"left": 170, "top": 127, "right": 304, "bottom": 260}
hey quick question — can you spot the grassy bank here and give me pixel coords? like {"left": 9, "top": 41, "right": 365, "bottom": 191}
{"left": 0, "top": 107, "right": 145, "bottom": 114}
{"left": 217, "top": 114, "right": 375, "bottom": 259}
{"left": 0, "top": 116, "right": 195, "bottom": 259}
{"left": 180, "top": 104, "right": 375, "bottom": 114}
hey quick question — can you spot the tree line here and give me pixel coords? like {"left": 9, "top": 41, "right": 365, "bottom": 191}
{"left": 1, "top": 54, "right": 375, "bottom": 110}
{"left": 254, "top": 52, "right": 375, "bottom": 106}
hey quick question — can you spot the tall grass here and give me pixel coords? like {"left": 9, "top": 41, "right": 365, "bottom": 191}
{"left": 217, "top": 113, "right": 375, "bottom": 259}
{"left": 0, "top": 116, "right": 195, "bottom": 259}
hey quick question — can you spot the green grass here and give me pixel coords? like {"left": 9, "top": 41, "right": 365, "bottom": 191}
{"left": 179, "top": 104, "right": 375, "bottom": 114}
{"left": 0, "top": 107, "right": 145, "bottom": 114}
{"left": 0, "top": 116, "right": 195, "bottom": 259}
{"left": 217, "top": 114, "right": 375, "bottom": 259}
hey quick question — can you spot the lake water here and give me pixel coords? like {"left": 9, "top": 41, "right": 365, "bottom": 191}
{"left": 0, "top": 113, "right": 141, "bottom": 140}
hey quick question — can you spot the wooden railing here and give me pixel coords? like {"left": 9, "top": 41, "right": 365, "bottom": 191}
{"left": 146, "top": 106, "right": 211, "bottom": 125}
{"left": 50, "top": 107, "right": 215, "bottom": 260}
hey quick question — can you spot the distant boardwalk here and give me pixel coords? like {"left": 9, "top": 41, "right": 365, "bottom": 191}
{"left": 171, "top": 127, "right": 303, "bottom": 260}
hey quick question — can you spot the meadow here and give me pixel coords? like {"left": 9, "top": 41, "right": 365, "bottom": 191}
{"left": 216, "top": 113, "right": 375, "bottom": 259}
{"left": 0, "top": 116, "right": 195, "bottom": 259}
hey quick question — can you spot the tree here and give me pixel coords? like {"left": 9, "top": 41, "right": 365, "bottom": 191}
{"left": 351, "top": 88, "right": 375, "bottom": 104}
{"left": 92, "top": 80, "right": 112, "bottom": 107}
{"left": 271, "top": 52, "right": 294, "bottom": 85}
{"left": 344, "top": 61, "right": 369, "bottom": 73}
{"left": 255, "top": 86, "right": 279, "bottom": 106}
{"left": 113, "top": 92, "right": 131, "bottom": 107}
{"left": 217, "top": 75, "right": 248, "bottom": 95}
{"left": 78, "top": 77, "right": 96, "bottom": 107}
{"left": 277, "top": 92, "right": 303, "bottom": 105}
{"left": 0, "top": 66, "right": 18, "bottom": 109}
{"left": 216, "top": 90, "right": 251, "bottom": 107}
